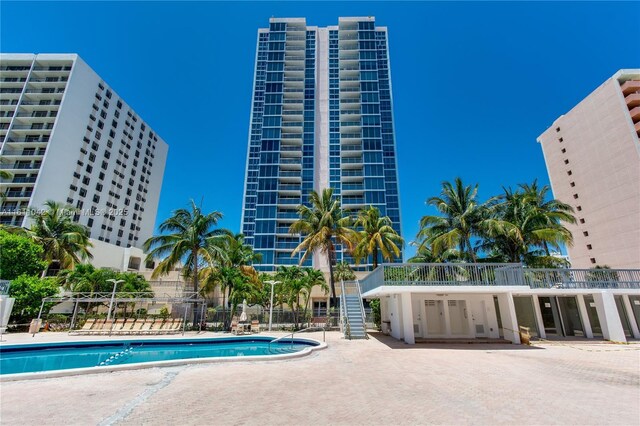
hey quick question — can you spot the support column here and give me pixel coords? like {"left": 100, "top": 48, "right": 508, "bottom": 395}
{"left": 389, "top": 294, "right": 402, "bottom": 341}
{"left": 400, "top": 293, "right": 415, "bottom": 344}
{"left": 496, "top": 293, "right": 521, "bottom": 344}
{"left": 622, "top": 295, "right": 640, "bottom": 339}
{"left": 592, "top": 292, "right": 626, "bottom": 343}
{"left": 576, "top": 295, "right": 593, "bottom": 338}
{"left": 531, "top": 295, "right": 547, "bottom": 339}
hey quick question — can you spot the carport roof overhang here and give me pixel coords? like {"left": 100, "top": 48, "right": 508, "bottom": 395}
{"left": 362, "top": 285, "right": 527, "bottom": 298}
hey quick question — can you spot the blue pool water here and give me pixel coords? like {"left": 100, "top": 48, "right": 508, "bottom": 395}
{"left": 0, "top": 337, "right": 318, "bottom": 375}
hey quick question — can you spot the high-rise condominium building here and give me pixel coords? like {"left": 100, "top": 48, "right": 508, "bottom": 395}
{"left": 0, "top": 54, "right": 168, "bottom": 250}
{"left": 240, "top": 17, "right": 402, "bottom": 272}
{"left": 537, "top": 69, "right": 640, "bottom": 269}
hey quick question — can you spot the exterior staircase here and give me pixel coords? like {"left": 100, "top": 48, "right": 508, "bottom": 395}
{"left": 341, "top": 281, "right": 368, "bottom": 340}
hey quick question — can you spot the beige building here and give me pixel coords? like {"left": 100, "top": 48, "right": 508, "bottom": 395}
{"left": 537, "top": 69, "right": 640, "bottom": 269}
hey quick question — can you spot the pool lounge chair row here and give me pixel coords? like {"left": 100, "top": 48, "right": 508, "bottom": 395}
{"left": 72, "top": 318, "right": 184, "bottom": 335}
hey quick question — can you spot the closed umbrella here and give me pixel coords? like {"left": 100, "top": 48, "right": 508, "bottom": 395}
{"left": 239, "top": 299, "right": 248, "bottom": 323}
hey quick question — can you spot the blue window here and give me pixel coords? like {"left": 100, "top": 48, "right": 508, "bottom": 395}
{"left": 256, "top": 206, "right": 276, "bottom": 218}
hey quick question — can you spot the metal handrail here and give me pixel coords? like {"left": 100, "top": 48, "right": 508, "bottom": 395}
{"left": 355, "top": 280, "right": 367, "bottom": 330}
{"left": 340, "top": 280, "right": 351, "bottom": 339}
{"left": 268, "top": 325, "right": 325, "bottom": 351}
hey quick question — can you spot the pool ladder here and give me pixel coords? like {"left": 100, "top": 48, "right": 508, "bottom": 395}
{"left": 98, "top": 343, "right": 134, "bottom": 367}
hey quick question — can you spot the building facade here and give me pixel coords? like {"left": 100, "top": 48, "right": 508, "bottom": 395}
{"left": 537, "top": 69, "right": 640, "bottom": 269}
{"left": 0, "top": 54, "right": 168, "bottom": 250}
{"left": 240, "top": 17, "right": 403, "bottom": 272}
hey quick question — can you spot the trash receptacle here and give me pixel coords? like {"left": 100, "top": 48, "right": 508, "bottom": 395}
{"left": 29, "top": 319, "right": 42, "bottom": 334}
{"left": 381, "top": 320, "right": 391, "bottom": 335}
{"left": 519, "top": 326, "right": 531, "bottom": 345}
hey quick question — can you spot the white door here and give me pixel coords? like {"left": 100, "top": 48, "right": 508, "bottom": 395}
{"left": 448, "top": 300, "right": 470, "bottom": 336}
{"left": 425, "top": 300, "right": 445, "bottom": 336}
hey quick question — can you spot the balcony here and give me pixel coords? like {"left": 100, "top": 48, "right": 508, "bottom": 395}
{"left": 278, "top": 184, "right": 301, "bottom": 192}
{"left": 10, "top": 176, "right": 37, "bottom": 183}
{"left": 275, "top": 227, "right": 293, "bottom": 235}
{"left": 341, "top": 156, "right": 363, "bottom": 164}
{"left": 620, "top": 80, "right": 640, "bottom": 95}
{"left": 3, "top": 190, "right": 33, "bottom": 198}
{"left": 342, "top": 144, "right": 362, "bottom": 152}
{"left": 625, "top": 93, "right": 640, "bottom": 108}
{"left": 629, "top": 106, "right": 640, "bottom": 121}
{"left": 342, "top": 183, "right": 364, "bottom": 192}
{"left": 276, "top": 211, "right": 299, "bottom": 219}
{"left": 341, "top": 169, "right": 363, "bottom": 177}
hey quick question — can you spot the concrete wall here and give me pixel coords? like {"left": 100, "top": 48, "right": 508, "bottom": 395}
{"left": 537, "top": 70, "right": 640, "bottom": 268}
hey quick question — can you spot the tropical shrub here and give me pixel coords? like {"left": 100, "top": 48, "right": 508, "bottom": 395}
{"left": 0, "top": 230, "right": 47, "bottom": 279}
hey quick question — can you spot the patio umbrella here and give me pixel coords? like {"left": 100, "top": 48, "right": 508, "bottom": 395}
{"left": 239, "top": 299, "right": 248, "bottom": 322}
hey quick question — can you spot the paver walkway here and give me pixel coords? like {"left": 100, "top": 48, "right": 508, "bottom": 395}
{"left": 1, "top": 331, "right": 639, "bottom": 425}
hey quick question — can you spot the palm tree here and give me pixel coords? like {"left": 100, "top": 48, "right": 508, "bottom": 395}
{"left": 28, "top": 200, "right": 93, "bottom": 275}
{"left": 200, "top": 233, "right": 261, "bottom": 329}
{"left": 518, "top": 181, "right": 576, "bottom": 256}
{"left": 333, "top": 261, "right": 356, "bottom": 282}
{"left": 480, "top": 182, "right": 575, "bottom": 266}
{"left": 289, "top": 188, "right": 355, "bottom": 308}
{"left": 144, "top": 200, "right": 229, "bottom": 323}
{"left": 301, "top": 268, "right": 328, "bottom": 326}
{"left": 353, "top": 206, "right": 403, "bottom": 270}
{"left": 417, "top": 178, "right": 491, "bottom": 262}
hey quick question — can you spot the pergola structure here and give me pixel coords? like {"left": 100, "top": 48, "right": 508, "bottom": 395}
{"left": 36, "top": 291, "right": 207, "bottom": 333}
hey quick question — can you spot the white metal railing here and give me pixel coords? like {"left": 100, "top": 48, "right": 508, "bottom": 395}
{"left": 355, "top": 280, "right": 367, "bottom": 328}
{"left": 523, "top": 268, "right": 640, "bottom": 289}
{"left": 340, "top": 280, "right": 350, "bottom": 338}
{"left": 359, "top": 263, "right": 640, "bottom": 293}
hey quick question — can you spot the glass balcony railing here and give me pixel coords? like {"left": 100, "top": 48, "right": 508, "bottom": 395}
{"left": 342, "top": 183, "right": 364, "bottom": 191}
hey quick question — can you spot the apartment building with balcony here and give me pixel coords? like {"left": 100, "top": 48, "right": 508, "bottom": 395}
{"left": 0, "top": 54, "right": 168, "bottom": 267}
{"left": 240, "top": 17, "right": 403, "bottom": 275}
{"left": 537, "top": 69, "right": 640, "bottom": 269}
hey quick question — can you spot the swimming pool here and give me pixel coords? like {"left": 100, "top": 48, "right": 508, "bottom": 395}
{"left": 0, "top": 336, "right": 322, "bottom": 378}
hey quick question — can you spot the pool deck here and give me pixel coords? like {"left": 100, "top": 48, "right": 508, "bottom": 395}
{"left": 1, "top": 331, "right": 639, "bottom": 425}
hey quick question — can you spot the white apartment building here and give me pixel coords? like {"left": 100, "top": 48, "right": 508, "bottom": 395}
{"left": 537, "top": 69, "right": 640, "bottom": 269}
{"left": 0, "top": 53, "right": 168, "bottom": 253}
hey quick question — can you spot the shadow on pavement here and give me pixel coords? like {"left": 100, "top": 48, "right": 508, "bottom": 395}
{"left": 367, "top": 331, "right": 544, "bottom": 350}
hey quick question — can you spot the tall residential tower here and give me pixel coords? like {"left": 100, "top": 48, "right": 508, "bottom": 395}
{"left": 240, "top": 17, "right": 402, "bottom": 272}
{"left": 537, "top": 69, "right": 640, "bottom": 269}
{"left": 0, "top": 54, "right": 168, "bottom": 251}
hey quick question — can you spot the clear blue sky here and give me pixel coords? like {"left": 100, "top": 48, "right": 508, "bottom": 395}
{"left": 2, "top": 1, "right": 639, "bottom": 258}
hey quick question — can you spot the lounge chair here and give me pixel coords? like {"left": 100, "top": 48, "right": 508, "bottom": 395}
{"left": 73, "top": 318, "right": 96, "bottom": 335}
{"left": 171, "top": 319, "right": 183, "bottom": 334}
{"left": 138, "top": 319, "right": 155, "bottom": 334}
{"left": 97, "top": 320, "right": 115, "bottom": 335}
{"left": 251, "top": 320, "right": 260, "bottom": 333}
{"left": 128, "top": 319, "right": 146, "bottom": 334}
{"left": 109, "top": 319, "right": 126, "bottom": 335}
{"left": 231, "top": 320, "right": 242, "bottom": 335}
{"left": 147, "top": 319, "right": 165, "bottom": 334}
{"left": 160, "top": 319, "right": 175, "bottom": 334}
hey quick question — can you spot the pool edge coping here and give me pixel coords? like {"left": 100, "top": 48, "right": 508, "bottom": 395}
{"left": 0, "top": 337, "right": 327, "bottom": 382}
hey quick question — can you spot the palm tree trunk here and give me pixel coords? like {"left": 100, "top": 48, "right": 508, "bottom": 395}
{"left": 192, "top": 257, "right": 199, "bottom": 326}
{"left": 372, "top": 246, "right": 378, "bottom": 270}
{"left": 327, "top": 249, "right": 337, "bottom": 309}
{"left": 221, "top": 286, "right": 227, "bottom": 330}
{"left": 466, "top": 237, "right": 477, "bottom": 263}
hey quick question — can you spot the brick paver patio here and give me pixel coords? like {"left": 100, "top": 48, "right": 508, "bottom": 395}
{"left": 1, "top": 331, "right": 639, "bottom": 425}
